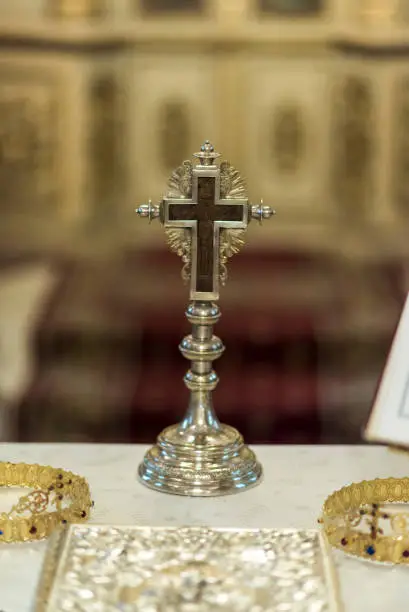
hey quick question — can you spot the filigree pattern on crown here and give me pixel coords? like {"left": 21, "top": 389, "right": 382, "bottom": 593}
{"left": 0, "top": 462, "right": 92, "bottom": 543}
{"left": 320, "top": 477, "right": 409, "bottom": 564}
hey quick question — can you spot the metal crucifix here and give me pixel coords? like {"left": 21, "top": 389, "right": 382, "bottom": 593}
{"left": 137, "top": 140, "right": 274, "bottom": 301}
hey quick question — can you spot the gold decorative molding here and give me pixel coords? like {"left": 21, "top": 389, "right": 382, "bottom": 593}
{"left": 257, "top": 0, "right": 323, "bottom": 16}
{"left": 270, "top": 102, "right": 306, "bottom": 175}
{"left": 158, "top": 100, "right": 191, "bottom": 173}
{"left": 393, "top": 78, "right": 409, "bottom": 214}
{"left": 0, "top": 77, "right": 58, "bottom": 216}
{"left": 46, "top": 0, "right": 107, "bottom": 19}
{"left": 88, "top": 76, "right": 123, "bottom": 220}
{"left": 138, "top": 0, "right": 204, "bottom": 16}
{"left": 332, "top": 76, "right": 373, "bottom": 218}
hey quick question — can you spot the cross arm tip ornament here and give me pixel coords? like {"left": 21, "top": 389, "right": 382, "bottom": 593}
{"left": 250, "top": 200, "right": 276, "bottom": 224}
{"left": 136, "top": 199, "right": 276, "bottom": 226}
{"left": 135, "top": 199, "right": 160, "bottom": 223}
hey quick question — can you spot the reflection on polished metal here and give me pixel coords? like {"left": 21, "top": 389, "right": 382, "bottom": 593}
{"left": 135, "top": 141, "right": 275, "bottom": 496}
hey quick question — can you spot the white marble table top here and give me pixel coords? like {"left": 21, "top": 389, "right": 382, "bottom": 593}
{"left": 0, "top": 443, "right": 408, "bottom": 611}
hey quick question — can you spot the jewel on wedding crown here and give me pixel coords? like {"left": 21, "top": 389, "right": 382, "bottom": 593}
{"left": 323, "top": 502, "right": 409, "bottom": 560}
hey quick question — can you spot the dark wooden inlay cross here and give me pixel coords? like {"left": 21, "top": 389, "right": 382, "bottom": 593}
{"left": 165, "top": 175, "right": 248, "bottom": 296}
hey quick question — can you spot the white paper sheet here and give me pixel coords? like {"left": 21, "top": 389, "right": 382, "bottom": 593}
{"left": 365, "top": 293, "right": 409, "bottom": 447}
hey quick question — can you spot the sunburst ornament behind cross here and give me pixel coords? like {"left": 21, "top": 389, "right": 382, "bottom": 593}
{"left": 135, "top": 141, "right": 275, "bottom": 497}
{"left": 137, "top": 140, "right": 275, "bottom": 300}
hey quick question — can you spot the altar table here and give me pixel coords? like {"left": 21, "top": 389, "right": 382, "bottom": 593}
{"left": 1, "top": 443, "right": 408, "bottom": 611}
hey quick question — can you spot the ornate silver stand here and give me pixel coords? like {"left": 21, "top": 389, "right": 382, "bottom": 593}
{"left": 139, "top": 301, "right": 262, "bottom": 496}
{"left": 136, "top": 141, "right": 274, "bottom": 496}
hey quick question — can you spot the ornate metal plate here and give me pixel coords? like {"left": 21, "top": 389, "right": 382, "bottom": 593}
{"left": 35, "top": 525, "right": 341, "bottom": 611}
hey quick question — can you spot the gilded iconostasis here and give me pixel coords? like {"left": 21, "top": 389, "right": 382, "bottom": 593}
{"left": 0, "top": 0, "right": 408, "bottom": 444}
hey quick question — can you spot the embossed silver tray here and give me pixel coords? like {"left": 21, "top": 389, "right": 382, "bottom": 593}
{"left": 35, "top": 525, "right": 342, "bottom": 611}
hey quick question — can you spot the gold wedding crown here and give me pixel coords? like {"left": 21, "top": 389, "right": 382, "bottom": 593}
{"left": 0, "top": 462, "right": 92, "bottom": 543}
{"left": 319, "top": 477, "right": 409, "bottom": 564}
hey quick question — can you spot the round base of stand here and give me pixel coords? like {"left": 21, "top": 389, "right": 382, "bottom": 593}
{"left": 137, "top": 423, "right": 263, "bottom": 497}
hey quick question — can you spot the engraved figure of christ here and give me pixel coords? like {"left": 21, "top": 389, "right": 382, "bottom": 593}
{"left": 167, "top": 175, "right": 247, "bottom": 295}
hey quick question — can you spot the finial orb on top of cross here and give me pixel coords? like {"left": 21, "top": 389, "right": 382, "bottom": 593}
{"left": 193, "top": 140, "right": 221, "bottom": 166}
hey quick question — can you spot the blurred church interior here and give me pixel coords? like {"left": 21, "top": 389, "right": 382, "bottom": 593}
{"left": 0, "top": 0, "right": 408, "bottom": 444}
